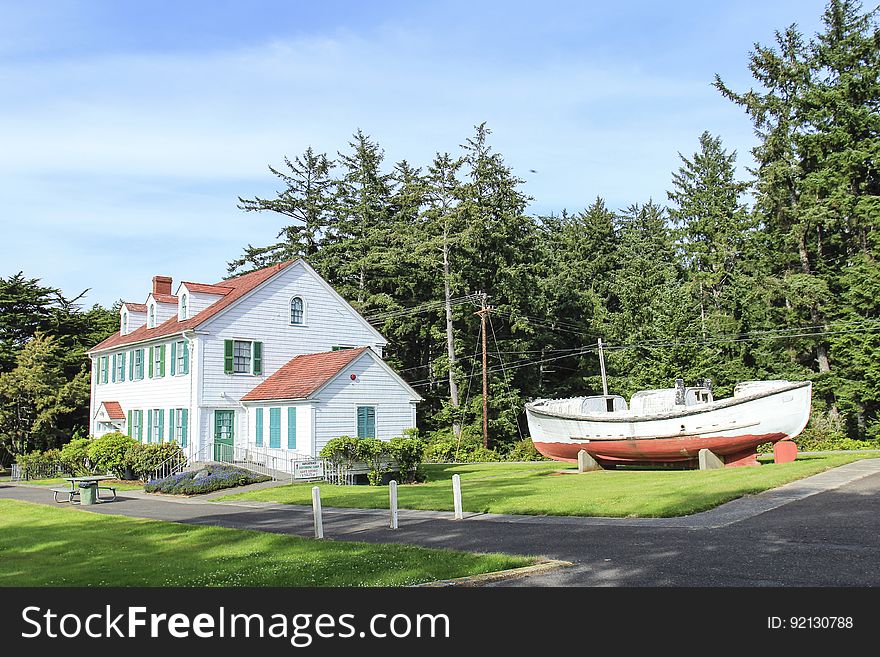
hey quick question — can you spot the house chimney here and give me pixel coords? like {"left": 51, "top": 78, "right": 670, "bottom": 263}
{"left": 152, "top": 275, "right": 172, "bottom": 296}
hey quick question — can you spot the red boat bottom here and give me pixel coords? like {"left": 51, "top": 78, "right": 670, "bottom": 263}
{"left": 533, "top": 432, "right": 787, "bottom": 469}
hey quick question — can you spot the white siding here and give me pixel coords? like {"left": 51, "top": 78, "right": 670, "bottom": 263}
{"left": 120, "top": 308, "right": 146, "bottom": 334}
{"left": 90, "top": 338, "right": 196, "bottom": 450}
{"left": 313, "top": 353, "right": 415, "bottom": 453}
{"left": 148, "top": 295, "right": 177, "bottom": 325}
{"left": 199, "top": 262, "right": 386, "bottom": 409}
{"left": 242, "top": 401, "right": 314, "bottom": 457}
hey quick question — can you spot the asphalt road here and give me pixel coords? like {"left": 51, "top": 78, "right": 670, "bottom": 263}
{"left": 3, "top": 460, "right": 879, "bottom": 586}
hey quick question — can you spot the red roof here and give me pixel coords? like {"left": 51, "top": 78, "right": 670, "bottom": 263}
{"left": 122, "top": 302, "right": 147, "bottom": 312}
{"left": 181, "top": 282, "right": 233, "bottom": 296}
{"left": 241, "top": 347, "right": 369, "bottom": 401}
{"left": 101, "top": 401, "right": 126, "bottom": 420}
{"left": 90, "top": 261, "right": 295, "bottom": 352}
{"left": 152, "top": 293, "right": 179, "bottom": 304}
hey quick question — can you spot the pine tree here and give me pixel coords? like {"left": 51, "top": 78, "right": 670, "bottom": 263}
{"left": 232, "top": 147, "right": 336, "bottom": 274}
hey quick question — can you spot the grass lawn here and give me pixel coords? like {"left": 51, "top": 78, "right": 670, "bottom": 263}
{"left": 0, "top": 499, "right": 530, "bottom": 586}
{"left": 218, "top": 453, "right": 878, "bottom": 518}
{"left": 12, "top": 477, "right": 143, "bottom": 491}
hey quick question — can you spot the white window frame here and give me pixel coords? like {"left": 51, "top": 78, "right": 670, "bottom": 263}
{"left": 134, "top": 349, "right": 144, "bottom": 380}
{"left": 148, "top": 303, "right": 156, "bottom": 328}
{"left": 289, "top": 296, "right": 307, "bottom": 326}
{"left": 153, "top": 346, "right": 163, "bottom": 378}
{"left": 116, "top": 352, "right": 125, "bottom": 381}
{"left": 152, "top": 409, "right": 162, "bottom": 442}
{"left": 179, "top": 294, "right": 188, "bottom": 320}
{"left": 232, "top": 339, "right": 253, "bottom": 374}
{"left": 174, "top": 409, "right": 185, "bottom": 436}
{"left": 175, "top": 339, "right": 186, "bottom": 374}
{"left": 121, "top": 311, "right": 128, "bottom": 335}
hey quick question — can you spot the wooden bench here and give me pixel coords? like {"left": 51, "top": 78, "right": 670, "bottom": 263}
{"left": 52, "top": 488, "right": 78, "bottom": 503}
{"left": 97, "top": 486, "right": 117, "bottom": 501}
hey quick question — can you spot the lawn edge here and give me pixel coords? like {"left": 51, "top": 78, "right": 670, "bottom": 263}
{"left": 412, "top": 558, "right": 573, "bottom": 587}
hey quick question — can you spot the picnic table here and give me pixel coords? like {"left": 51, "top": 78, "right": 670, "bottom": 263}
{"left": 53, "top": 475, "right": 117, "bottom": 503}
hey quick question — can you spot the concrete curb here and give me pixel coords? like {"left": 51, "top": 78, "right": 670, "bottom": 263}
{"left": 413, "top": 559, "right": 574, "bottom": 587}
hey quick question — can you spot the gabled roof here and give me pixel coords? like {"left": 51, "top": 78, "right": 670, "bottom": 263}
{"left": 241, "top": 347, "right": 369, "bottom": 402}
{"left": 100, "top": 401, "right": 126, "bottom": 420}
{"left": 122, "top": 302, "right": 147, "bottom": 313}
{"left": 180, "top": 282, "right": 233, "bottom": 296}
{"left": 89, "top": 261, "right": 295, "bottom": 353}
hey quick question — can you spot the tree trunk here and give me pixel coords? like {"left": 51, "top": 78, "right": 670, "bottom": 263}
{"left": 443, "top": 229, "right": 461, "bottom": 438}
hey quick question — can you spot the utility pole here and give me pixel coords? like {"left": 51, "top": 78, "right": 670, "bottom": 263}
{"left": 475, "top": 292, "right": 492, "bottom": 449}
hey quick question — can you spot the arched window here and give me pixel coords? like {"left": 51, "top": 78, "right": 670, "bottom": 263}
{"left": 290, "top": 297, "right": 304, "bottom": 325}
{"left": 122, "top": 311, "right": 128, "bottom": 334}
{"left": 179, "top": 294, "right": 188, "bottom": 320}
{"left": 148, "top": 304, "right": 156, "bottom": 328}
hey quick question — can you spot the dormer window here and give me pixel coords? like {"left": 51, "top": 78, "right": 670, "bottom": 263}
{"left": 148, "top": 304, "right": 156, "bottom": 328}
{"left": 179, "top": 294, "right": 188, "bottom": 320}
{"left": 290, "top": 296, "right": 305, "bottom": 325}
{"left": 121, "top": 311, "right": 128, "bottom": 335}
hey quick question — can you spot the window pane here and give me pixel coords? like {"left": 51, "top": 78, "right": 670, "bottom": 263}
{"left": 290, "top": 297, "right": 304, "bottom": 324}
{"left": 233, "top": 340, "right": 252, "bottom": 373}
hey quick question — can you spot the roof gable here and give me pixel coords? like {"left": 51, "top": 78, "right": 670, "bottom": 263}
{"left": 89, "top": 261, "right": 294, "bottom": 352}
{"left": 242, "top": 347, "right": 369, "bottom": 402}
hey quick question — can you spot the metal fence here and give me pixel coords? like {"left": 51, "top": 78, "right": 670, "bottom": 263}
{"left": 9, "top": 462, "right": 65, "bottom": 482}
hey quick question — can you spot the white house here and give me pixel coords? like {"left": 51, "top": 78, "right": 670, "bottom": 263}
{"left": 87, "top": 259, "right": 422, "bottom": 461}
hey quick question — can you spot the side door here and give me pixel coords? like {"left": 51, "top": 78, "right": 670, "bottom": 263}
{"left": 213, "top": 410, "right": 235, "bottom": 462}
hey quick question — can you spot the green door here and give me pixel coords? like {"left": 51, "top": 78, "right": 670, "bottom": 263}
{"left": 214, "top": 410, "right": 235, "bottom": 462}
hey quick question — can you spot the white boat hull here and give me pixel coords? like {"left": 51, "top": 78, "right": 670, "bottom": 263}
{"left": 526, "top": 381, "right": 812, "bottom": 467}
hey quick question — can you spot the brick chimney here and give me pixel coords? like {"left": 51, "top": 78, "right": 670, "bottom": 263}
{"left": 152, "top": 275, "right": 172, "bottom": 296}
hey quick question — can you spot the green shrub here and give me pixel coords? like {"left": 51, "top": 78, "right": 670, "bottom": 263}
{"left": 320, "top": 436, "right": 359, "bottom": 468}
{"left": 424, "top": 428, "right": 503, "bottom": 463}
{"left": 60, "top": 437, "right": 94, "bottom": 475}
{"left": 505, "top": 438, "right": 547, "bottom": 461}
{"left": 357, "top": 437, "right": 390, "bottom": 486}
{"left": 16, "top": 450, "right": 62, "bottom": 479}
{"left": 88, "top": 432, "right": 138, "bottom": 478}
{"left": 125, "top": 442, "right": 183, "bottom": 481}
{"left": 389, "top": 429, "right": 426, "bottom": 483}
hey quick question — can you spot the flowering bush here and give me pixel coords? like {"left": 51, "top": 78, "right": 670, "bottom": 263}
{"left": 145, "top": 465, "right": 270, "bottom": 495}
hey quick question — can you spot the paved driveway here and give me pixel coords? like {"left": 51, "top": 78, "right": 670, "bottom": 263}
{"left": 3, "top": 459, "right": 879, "bottom": 586}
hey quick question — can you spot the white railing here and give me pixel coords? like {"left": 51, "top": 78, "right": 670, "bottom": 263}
{"left": 148, "top": 442, "right": 329, "bottom": 484}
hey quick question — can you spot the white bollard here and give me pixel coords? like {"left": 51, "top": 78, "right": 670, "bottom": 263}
{"left": 452, "top": 474, "right": 463, "bottom": 520}
{"left": 389, "top": 480, "right": 399, "bottom": 529}
{"left": 311, "top": 486, "right": 324, "bottom": 539}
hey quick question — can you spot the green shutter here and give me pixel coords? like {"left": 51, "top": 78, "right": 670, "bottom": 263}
{"left": 159, "top": 345, "right": 166, "bottom": 377}
{"left": 357, "top": 406, "right": 375, "bottom": 439}
{"left": 127, "top": 410, "right": 132, "bottom": 437}
{"left": 119, "top": 352, "right": 126, "bottom": 381}
{"left": 137, "top": 410, "right": 143, "bottom": 441}
{"left": 148, "top": 347, "right": 154, "bottom": 378}
{"left": 224, "top": 340, "right": 234, "bottom": 374}
{"left": 111, "top": 354, "right": 116, "bottom": 383}
{"left": 181, "top": 409, "right": 188, "bottom": 448}
{"left": 129, "top": 351, "right": 134, "bottom": 380}
{"left": 147, "top": 409, "right": 153, "bottom": 443}
{"left": 253, "top": 341, "right": 263, "bottom": 375}
{"left": 269, "top": 407, "right": 281, "bottom": 448}
{"left": 255, "top": 408, "right": 263, "bottom": 447}
{"left": 158, "top": 409, "right": 164, "bottom": 443}
{"left": 168, "top": 408, "right": 175, "bottom": 442}
{"left": 170, "top": 341, "right": 177, "bottom": 375}
{"left": 287, "top": 407, "right": 296, "bottom": 449}
{"left": 182, "top": 341, "right": 189, "bottom": 374}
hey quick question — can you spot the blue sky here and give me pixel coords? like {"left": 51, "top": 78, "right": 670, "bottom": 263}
{"left": 1, "top": 0, "right": 829, "bottom": 307}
